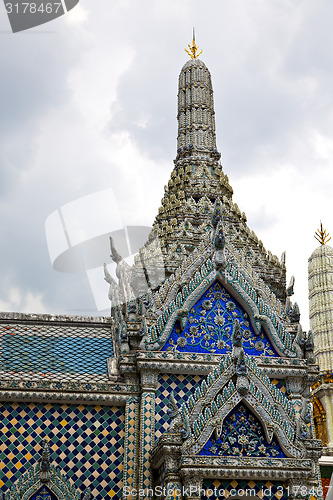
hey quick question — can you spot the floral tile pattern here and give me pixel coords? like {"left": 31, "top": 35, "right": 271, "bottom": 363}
{"left": 162, "top": 281, "right": 278, "bottom": 356}
{"left": 199, "top": 403, "right": 285, "bottom": 458}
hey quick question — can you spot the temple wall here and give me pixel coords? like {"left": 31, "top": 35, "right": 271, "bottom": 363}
{"left": 155, "top": 373, "right": 202, "bottom": 440}
{"left": 0, "top": 402, "right": 125, "bottom": 499}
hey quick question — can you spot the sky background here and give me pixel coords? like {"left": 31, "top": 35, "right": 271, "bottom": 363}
{"left": 1, "top": 0, "right": 333, "bottom": 330}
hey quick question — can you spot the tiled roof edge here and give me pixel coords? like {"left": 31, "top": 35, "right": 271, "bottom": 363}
{"left": 0, "top": 311, "right": 112, "bottom": 325}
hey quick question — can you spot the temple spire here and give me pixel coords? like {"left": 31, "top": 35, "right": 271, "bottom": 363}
{"left": 177, "top": 41, "right": 218, "bottom": 159}
{"left": 133, "top": 41, "right": 234, "bottom": 281}
{"left": 314, "top": 222, "right": 331, "bottom": 246}
{"left": 309, "top": 231, "right": 333, "bottom": 373}
{"left": 185, "top": 28, "right": 203, "bottom": 59}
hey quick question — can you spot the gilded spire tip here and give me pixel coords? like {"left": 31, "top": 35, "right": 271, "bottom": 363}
{"left": 185, "top": 29, "right": 203, "bottom": 59}
{"left": 314, "top": 222, "right": 331, "bottom": 246}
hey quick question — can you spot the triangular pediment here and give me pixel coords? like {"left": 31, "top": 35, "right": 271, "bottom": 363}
{"left": 164, "top": 353, "right": 310, "bottom": 460}
{"left": 7, "top": 464, "right": 80, "bottom": 500}
{"left": 29, "top": 486, "right": 58, "bottom": 500}
{"left": 161, "top": 280, "right": 278, "bottom": 356}
{"left": 198, "top": 402, "right": 285, "bottom": 458}
{"left": 6, "top": 440, "right": 81, "bottom": 500}
{"left": 142, "top": 262, "right": 299, "bottom": 358}
{"left": 139, "top": 198, "right": 308, "bottom": 360}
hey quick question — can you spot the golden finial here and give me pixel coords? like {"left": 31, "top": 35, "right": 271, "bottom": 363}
{"left": 185, "top": 28, "right": 202, "bottom": 59}
{"left": 315, "top": 222, "right": 331, "bottom": 245}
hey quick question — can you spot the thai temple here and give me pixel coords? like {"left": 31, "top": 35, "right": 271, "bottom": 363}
{"left": 0, "top": 36, "right": 330, "bottom": 499}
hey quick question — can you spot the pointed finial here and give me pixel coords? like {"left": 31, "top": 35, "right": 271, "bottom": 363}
{"left": 185, "top": 28, "right": 203, "bottom": 59}
{"left": 314, "top": 222, "right": 331, "bottom": 245}
{"left": 39, "top": 438, "right": 51, "bottom": 483}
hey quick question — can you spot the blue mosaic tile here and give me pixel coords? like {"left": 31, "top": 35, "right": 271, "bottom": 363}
{"left": 0, "top": 323, "right": 113, "bottom": 381}
{"left": 271, "top": 378, "right": 286, "bottom": 393}
{"left": 0, "top": 402, "right": 124, "bottom": 499}
{"left": 155, "top": 374, "right": 202, "bottom": 439}
{"left": 161, "top": 281, "right": 278, "bottom": 356}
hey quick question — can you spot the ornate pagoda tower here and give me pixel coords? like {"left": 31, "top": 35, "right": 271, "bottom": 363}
{"left": 309, "top": 224, "right": 333, "bottom": 492}
{"left": 108, "top": 37, "right": 323, "bottom": 500}
{"left": 132, "top": 35, "right": 287, "bottom": 305}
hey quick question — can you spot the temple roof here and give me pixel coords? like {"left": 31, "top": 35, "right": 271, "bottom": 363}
{"left": 180, "top": 58, "right": 207, "bottom": 69}
{"left": 131, "top": 55, "right": 287, "bottom": 301}
{"left": 309, "top": 243, "right": 333, "bottom": 260}
{"left": 0, "top": 313, "right": 114, "bottom": 383}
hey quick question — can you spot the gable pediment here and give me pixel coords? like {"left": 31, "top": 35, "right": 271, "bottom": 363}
{"left": 161, "top": 280, "right": 278, "bottom": 357}
{"left": 139, "top": 198, "right": 309, "bottom": 362}
{"left": 164, "top": 352, "right": 309, "bottom": 460}
{"left": 142, "top": 265, "right": 299, "bottom": 359}
{"left": 198, "top": 402, "right": 285, "bottom": 458}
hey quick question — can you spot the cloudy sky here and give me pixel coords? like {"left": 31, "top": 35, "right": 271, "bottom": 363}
{"left": 1, "top": 0, "right": 333, "bottom": 330}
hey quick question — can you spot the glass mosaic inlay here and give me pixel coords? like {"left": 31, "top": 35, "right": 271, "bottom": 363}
{"left": 0, "top": 402, "right": 124, "bottom": 499}
{"left": 271, "top": 378, "right": 286, "bottom": 393}
{"left": 162, "top": 281, "right": 278, "bottom": 356}
{"left": 199, "top": 402, "right": 285, "bottom": 458}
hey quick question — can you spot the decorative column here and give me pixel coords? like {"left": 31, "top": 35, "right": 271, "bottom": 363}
{"left": 138, "top": 370, "right": 158, "bottom": 497}
{"left": 309, "top": 229, "right": 333, "bottom": 453}
{"left": 181, "top": 472, "right": 203, "bottom": 500}
{"left": 314, "top": 384, "right": 333, "bottom": 454}
{"left": 164, "top": 480, "right": 183, "bottom": 500}
{"left": 123, "top": 396, "right": 140, "bottom": 500}
{"left": 164, "top": 449, "right": 183, "bottom": 500}
{"left": 150, "top": 432, "right": 183, "bottom": 500}
{"left": 308, "top": 241, "right": 333, "bottom": 373}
